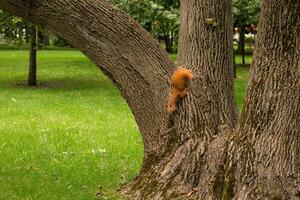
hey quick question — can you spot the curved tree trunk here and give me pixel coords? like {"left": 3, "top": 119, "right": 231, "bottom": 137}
{"left": 0, "top": 0, "right": 176, "bottom": 161}
{"left": 0, "top": 0, "right": 299, "bottom": 199}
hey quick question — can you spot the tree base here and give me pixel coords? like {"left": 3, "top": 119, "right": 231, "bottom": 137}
{"left": 121, "top": 132, "right": 234, "bottom": 200}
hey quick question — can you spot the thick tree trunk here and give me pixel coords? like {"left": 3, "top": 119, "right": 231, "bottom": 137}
{"left": 0, "top": 0, "right": 299, "bottom": 199}
{"left": 128, "top": 0, "right": 238, "bottom": 198}
{"left": 28, "top": 26, "right": 37, "bottom": 86}
{"left": 232, "top": 1, "right": 300, "bottom": 199}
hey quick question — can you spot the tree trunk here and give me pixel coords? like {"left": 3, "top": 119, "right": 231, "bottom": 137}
{"left": 0, "top": 0, "right": 299, "bottom": 199}
{"left": 232, "top": 1, "right": 300, "bottom": 198}
{"left": 38, "top": 30, "right": 50, "bottom": 48}
{"left": 163, "top": 26, "right": 173, "bottom": 53}
{"left": 238, "top": 27, "right": 246, "bottom": 65}
{"left": 28, "top": 26, "right": 37, "bottom": 86}
{"left": 233, "top": 48, "right": 236, "bottom": 78}
{"left": 18, "top": 26, "right": 24, "bottom": 45}
{"left": 163, "top": 34, "right": 173, "bottom": 53}
{"left": 4, "top": 28, "right": 13, "bottom": 40}
{"left": 25, "top": 24, "right": 30, "bottom": 43}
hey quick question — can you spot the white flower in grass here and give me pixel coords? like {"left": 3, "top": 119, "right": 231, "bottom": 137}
{"left": 92, "top": 148, "right": 106, "bottom": 157}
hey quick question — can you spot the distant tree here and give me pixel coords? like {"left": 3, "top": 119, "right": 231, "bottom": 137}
{"left": 0, "top": 10, "right": 37, "bottom": 86}
{"left": 156, "top": 0, "right": 179, "bottom": 9}
{"left": 233, "top": 0, "right": 260, "bottom": 64}
{"left": 0, "top": 10, "right": 50, "bottom": 47}
{"left": 0, "top": 10, "right": 27, "bottom": 45}
{"left": 28, "top": 25, "right": 37, "bottom": 86}
{"left": 111, "top": 0, "right": 179, "bottom": 53}
{"left": 153, "top": 0, "right": 179, "bottom": 53}
{"left": 52, "top": 35, "right": 71, "bottom": 47}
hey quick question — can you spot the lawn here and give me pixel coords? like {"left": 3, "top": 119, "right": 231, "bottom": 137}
{"left": 0, "top": 50, "right": 249, "bottom": 199}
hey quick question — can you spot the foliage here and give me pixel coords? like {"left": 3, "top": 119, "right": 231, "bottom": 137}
{"left": 233, "top": 0, "right": 260, "bottom": 63}
{"left": 0, "top": 10, "right": 67, "bottom": 48}
{"left": 52, "top": 35, "right": 71, "bottom": 47}
{"left": 110, "top": 0, "right": 260, "bottom": 53}
{"left": 110, "top": 0, "right": 179, "bottom": 52}
{"left": 0, "top": 9, "right": 28, "bottom": 45}
{"left": 233, "top": 0, "right": 261, "bottom": 27}
{"left": 111, "top": 0, "right": 179, "bottom": 32}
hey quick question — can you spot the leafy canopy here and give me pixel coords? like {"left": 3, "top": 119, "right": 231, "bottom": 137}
{"left": 233, "top": 0, "right": 260, "bottom": 27}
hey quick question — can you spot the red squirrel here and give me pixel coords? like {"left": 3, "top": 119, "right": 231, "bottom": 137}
{"left": 167, "top": 67, "right": 193, "bottom": 112}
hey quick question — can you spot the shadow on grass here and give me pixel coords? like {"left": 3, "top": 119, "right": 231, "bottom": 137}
{"left": 10, "top": 77, "right": 113, "bottom": 91}
{"left": 235, "top": 64, "right": 251, "bottom": 68}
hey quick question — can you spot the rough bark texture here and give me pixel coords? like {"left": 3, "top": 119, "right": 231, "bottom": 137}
{"left": 177, "top": 0, "right": 237, "bottom": 133}
{"left": 1, "top": 0, "right": 299, "bottom": 199}
{"left": 121, "top": 0, "right": 238, "bottom": 199}
{"left": 233, "top": 1, "right": 300, "bottom": 199}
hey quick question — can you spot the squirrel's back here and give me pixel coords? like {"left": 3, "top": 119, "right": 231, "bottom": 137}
{"left": 171, "top": 68, "right": 193, "bottom": 90}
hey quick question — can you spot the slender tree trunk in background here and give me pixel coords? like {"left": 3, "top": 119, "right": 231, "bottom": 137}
{"left": 18, "top": 27, "right": 23, "bottom": 45}
{"left": 38, "top": 31, "right": 50, "bottom": 47}
{"left": 238, "top": 27, "right": 246, "bottom": 64}
{"left": 4, "top": 28, "right": 13, "bottom": 40}
{"left": 24, "top": 24, "right": 30, "bottom": 43}
{"left": 163, "top": 26, "right": 173, "bottom": 53}
{"left": 0, "top": 0, "right": 299, "bottom": 199}
{"left": 164, "top": 34, "right": 173, "bottom": 53}
{"left": 28, "top": 26, "right": 37, "bottom": 86}
{"left": 233, "top": 48, "right": 236, "bottom": 78}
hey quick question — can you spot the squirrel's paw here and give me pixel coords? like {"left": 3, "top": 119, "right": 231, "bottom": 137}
{"left": 167, "top": 105, "right": 177, "bottom": 113}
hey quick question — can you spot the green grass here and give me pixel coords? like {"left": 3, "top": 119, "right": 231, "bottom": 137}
{"left": 234, "top": 67, "right": 249, "bottom": 109}
{"left": 0, "top": 50, "right": 142, "bottom": 199}
{"left": 0, "top": 50, "right": 249, "bottom": 199}
{"left": 235, "top": 54, "right": 252, "bottom": 65}
{"left": 234, "top": 55, "right": 251, "bottom": 108}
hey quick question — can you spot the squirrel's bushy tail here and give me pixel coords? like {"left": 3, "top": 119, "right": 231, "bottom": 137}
{"left": 171, "top": 67, "right": 193, "bottom": 88}
{"left": 167, "top": 67, "right": 193, "bottom": 112}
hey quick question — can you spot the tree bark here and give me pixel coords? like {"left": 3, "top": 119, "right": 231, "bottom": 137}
{"left": 232, "top": 1, "right": 300, "bottom": 199}
{"left": 0, "top": 0, "right": 299, "bottom": 199}
{"left": 28, "top": 25, "right": 37, "bottom": 86}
